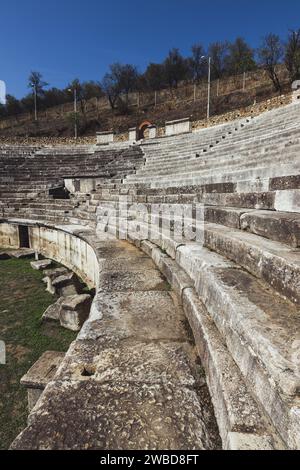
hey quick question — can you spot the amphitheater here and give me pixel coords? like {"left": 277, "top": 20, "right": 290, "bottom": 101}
{"left": 1, "top": 94, "right": 300, "bottom": 450}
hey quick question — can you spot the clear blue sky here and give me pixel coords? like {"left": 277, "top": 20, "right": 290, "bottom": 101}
{"left": 1, "top": 0, "right": 299, "bottom": 98}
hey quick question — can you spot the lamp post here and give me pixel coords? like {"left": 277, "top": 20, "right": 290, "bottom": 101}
{"left": 68, "top": 87, "right": 77, "bottom": 139}
{"left": 31, "top": 83, "right": 37, "bottom": 121}
{"left": 201, "top": 55, "right": 211, "bottom": 120}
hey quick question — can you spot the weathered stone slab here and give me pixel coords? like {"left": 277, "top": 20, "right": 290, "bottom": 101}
{"left": 60, "top": 283, "right": 79, "bottom": 297}
{"left": 226, "top": 433, "right": 274, "bottom": 450}
{"left": 30, "top": 259, "right": 53, "bottom": 271}
{"left": 204, "top": 222, "right": 300, "bottom": 304}
{"left": 165, "top": 117, "right": 191, "bottom": 136}
{"left": 199, "top": 191, "right": 275, "bottom": 210}
{"left": 59, "top": 294, "right": 92, "bottom": 331}
{"left": 21, "top": 351, "right": 65, "bottom": 389}
{"left": 128, "top": 127, "right": 137, "bottom": 141}
{"left": 0, "top": 251, "right": 10, "bottom": 260}
{"left": 79, "top": 291, "right": 188, "bottom": 343}
{"left": 43, "top": 266, "right": 70, "bottom": 280}
{"left": 98, "top": 257, "right": 155, "bottom": 273}
{"left": 43, "top": 267, "right": 71, "bottom": 294}
{"left": 194, "top": 264, "right": 300, "bottom": 449}
{"left": 270, "top": 174, "right": 300, "bottom": 191}
{"left": 20, "top": 351, "right": 65, "bottom": 411}
{"left": 182, "top": 288, "right": 283, "bottom": 450}
{"left": 94, "top": 241, "right": 147, "bottom": 260}
{"left": 274, "top": 189, "right": 300, "bottom": 213}
{"left": 240, "top": 210, "right": 300, "bottom": 247}
{"left": 204, "top": 206, "right": 249, "bottom": 229}
{"left": 11, "top": 380, "right": 218, "bottom": 450}
{"left": 96, "top": 131, "right": 114, "bottom": 145}
{"left": 97, "top": 269, "right": 168, "bottom": 292}
{"left": 52, "top": 272, "right": 80, "bottom": 296}
{"left": 42, "top": 297, "right": 64, "bottom": 322}
{"left": 55, "top": 340, "right": 198, "bottom": 388}
{"left": 10, "top": 249, "right": 36, "bottom": 259}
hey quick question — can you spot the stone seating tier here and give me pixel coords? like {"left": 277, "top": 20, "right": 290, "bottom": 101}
{"left": 2, "top": 101, "right": 300, "bottom": 449}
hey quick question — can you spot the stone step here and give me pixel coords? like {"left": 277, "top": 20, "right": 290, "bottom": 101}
{"left": 203, "top": 222, "right": 300, "bottom": 304}
{"left": 138, "top": 240, "right": 285, "bottom": 449}
{"left": 140, "top": 154, "right": 287, "bottom": 174}
{"left": 100, "top": 206, "right": 300, "bottom": 304}
{"left": 140, "top": 146, "right": 300, "bottom": 175}
{"left": 173, "top": 243, "right": 300, "bottom": 449}
{"left": 128, "top": 164, "right": 300, "bottom": 190}
{"left": 240, "top": 210, "right": 300, "bottom": 247}
{"left": 10, "top": 239, "right": 221, "bottom": 450}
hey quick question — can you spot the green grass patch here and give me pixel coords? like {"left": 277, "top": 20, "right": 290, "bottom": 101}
{"left": 0, "top": 257, "right": 76, "bottom": 449}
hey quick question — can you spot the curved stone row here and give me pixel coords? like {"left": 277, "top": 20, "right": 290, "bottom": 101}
{"left": 1, "top": 221, "right": 220, "bottom": 450}
{"left": 1, "top": 100, "right": 300, "bottom": 450}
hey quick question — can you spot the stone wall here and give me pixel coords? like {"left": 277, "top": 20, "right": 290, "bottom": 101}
{"left": 0, "top": 223, "right": 19, "bottom": 248}
{"left": 0, "top": 222, "right": 99, "bottom": 288}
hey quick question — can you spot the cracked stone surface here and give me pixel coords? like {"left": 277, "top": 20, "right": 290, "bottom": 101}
{"left": 11, "top": 239, "right": 221, "bottom": 450}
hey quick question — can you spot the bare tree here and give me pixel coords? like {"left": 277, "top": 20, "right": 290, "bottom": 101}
{"left": 225, "top": 37, "right": 256, "bottom": 75}
{"left": 101, "top": 63, "right": 139, "bottom": 112}
{"left": 258, "top": 34, "right": 283, "bottom": 92}
{"left": 189, "top": 44, "right": 206, "bottom": 83}
{"left": 164, "top": 48, "right": 189, "bottom": 88}
{"left": 208, "top": 41, "right": 229, "bottom": 79}
{"left": 28, "top": 71, "right": 48, "bottom": 95}
{"left": 143, "top": 63, "right": 167, "bottom": 90}
{"left": 285, "top": 29, "right": 300, "bottom": 83}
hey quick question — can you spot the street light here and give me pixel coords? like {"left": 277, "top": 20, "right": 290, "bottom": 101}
{"left": 201, "top": 55, "right": 211, "bottom": 120}
{"left": 30, "top": 83, "right": 37, "bottom": 121}
{"left": 68, "top": 87, "right": 77, "bottom": 139}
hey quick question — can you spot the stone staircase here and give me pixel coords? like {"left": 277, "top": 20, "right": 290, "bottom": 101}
{"left": 1, "top": 100, "right": 300, "bottom": 449}
{"left": 126, "top": 102, "right": 300, "bottom": 190}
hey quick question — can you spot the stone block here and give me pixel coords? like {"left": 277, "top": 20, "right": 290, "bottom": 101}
{"left": 128, "top": 127, "right": 137, "bottom": 141}
{"left": 240, "top": 210, "right": 300, "bottom": 247}
{"left": 274, "top": 190, "right": 300, "bottom": 213}
{"left": 21, "top": 351, "right": 65, "bottom": 411}
{"left": 148, "top": 125, "right": 157, "bottom": 139}
{"left": 10, "top": 249, "right": 36, "bottom": 259}
{"left": 96, "top": 131, "right": 114, "bottom": 145}
{"left": 59, "top": 294, "right": 92, "bottom": 331}
{"left": 42, "top": 297, "right": 65, "bottom": 322}
{"left": 182, "top": 288, "right": 282, "bottom": 450}
{"left": 165, "top": 117, "right": 191, "bottom": 136}
{"left": 52, "top": 272, "right": 80, "bottom": 296}
{"left": 30, "top": 259, "right": 53, "bottom": 271}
